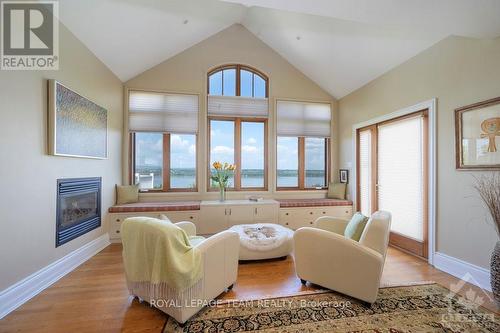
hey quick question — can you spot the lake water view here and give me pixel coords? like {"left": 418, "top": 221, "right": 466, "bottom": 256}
{"left": 135, "top": 167, "right": 326, "bottom": 189}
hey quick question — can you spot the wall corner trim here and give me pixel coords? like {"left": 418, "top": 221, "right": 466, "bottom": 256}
{"left": 0, "top": 233, "right": 110, "bottom": 319}
{"left": 433, "top": 252, "right": 491, "bottom": 292}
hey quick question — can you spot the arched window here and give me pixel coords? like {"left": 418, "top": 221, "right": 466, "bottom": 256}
{"left": 207, "top": 65, "right": 269, "bottom": 191}
{"left": 208, "top": 64, "right": 268, "bottom": 98}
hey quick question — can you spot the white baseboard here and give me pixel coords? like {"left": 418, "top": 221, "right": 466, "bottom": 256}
{"left": 0, "top": 233, "right": 110, "bottom": 319}
{"left": 433, "top": 252, "right": 491, "bottom": 292}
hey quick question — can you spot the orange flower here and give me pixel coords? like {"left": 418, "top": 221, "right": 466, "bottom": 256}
{"left": 212, "top": 161, "right": 222, "bottom": 170}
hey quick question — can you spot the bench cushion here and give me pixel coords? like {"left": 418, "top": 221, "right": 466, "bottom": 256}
{"left": 109, "top": 201, "right": 201, "bottom": 213}
{"left": 277, "top": 198, "right": 352, "bottom": 208}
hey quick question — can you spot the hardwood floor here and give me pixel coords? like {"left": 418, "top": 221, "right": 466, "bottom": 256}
{"left": 0, "top": 244, "right": 497, "bottom": 332}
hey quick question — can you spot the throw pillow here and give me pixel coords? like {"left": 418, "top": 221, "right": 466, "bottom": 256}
{"left": 116, "top": 184, "right": 139, "bottom": 205}
{"left": 327, "top": 182, "right": 346, "bottom": 200}
{"left": 344, "top": 212, "right": 369, "bottom": 241}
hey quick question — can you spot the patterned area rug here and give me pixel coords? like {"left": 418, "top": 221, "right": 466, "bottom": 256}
{"left": 163, "top": 284, "right": 499, "bottom": 332}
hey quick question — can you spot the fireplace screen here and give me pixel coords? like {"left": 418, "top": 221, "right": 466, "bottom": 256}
{"left": 56, "top": 178, "right": 101, "bottom": 247}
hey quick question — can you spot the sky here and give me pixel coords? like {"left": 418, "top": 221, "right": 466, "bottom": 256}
{"left": 136, "top": 126, "right": 325, "bottom": 170}
{"left": 135, "top": 133, "right": 196, "bottom": 168}
{"left": 136, "top": 127, "right": 326, "bottom": 171}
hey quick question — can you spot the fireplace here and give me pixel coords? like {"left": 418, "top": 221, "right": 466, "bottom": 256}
{"left": 56, "top": 177, "right": 101, "bottom": 247}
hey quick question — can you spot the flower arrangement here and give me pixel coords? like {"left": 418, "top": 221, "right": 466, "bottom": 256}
{"left": 211, "top": 161, "right": 236, "bottom": 201}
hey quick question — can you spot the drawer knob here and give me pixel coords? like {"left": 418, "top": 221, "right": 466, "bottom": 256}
{"left": 285, "top": 223, "right": 289, "bottom": 225}
{"left": 190, "top": 216, "right": 194, "bottom": 219}
{"left": 116, "top": 219, "right": 120, "bottom": 222}
{"left": 116, "top": 230, "right": 120, "bottom": 234}
{"left": 345, "top": 210, "right": 348, "bottom": 213}
{"left": 309, "top": 212, "right": 313, "bottom": 215}
{"left": 285, "top": 213, "right": 289, "bottom": 216}
{"left": 322, "top": 212, "right": 326, "bottom": 214}
{"left": 310, "top": 222, "right": 313, "bottom": 224}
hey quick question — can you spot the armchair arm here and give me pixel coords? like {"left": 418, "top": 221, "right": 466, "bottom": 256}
{"left": 294, "top": 227, "right": 384, "bottom": 303}
{"left": 196, "top": 231, "right": 240, "bottom": 300}
{"left": 314, "top": 216, "right": 350, "bottom": 235}
{"left": 175, "top": 221, "right": 197, "bottom": 237}
{"left": 196, "top": 230, "right": 239, "bottom": 253}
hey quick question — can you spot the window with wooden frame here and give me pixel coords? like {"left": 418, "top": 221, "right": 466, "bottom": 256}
{"left": 276, "top": 137, "right": 330, "bottom": 190}
{"left": 128, "top": 90, "right": 199, "bottom": 192}
{"left": 207, "top": 64, "right": 269, "bottom": 191}
{"left": 276, "top": 100, "right": 332, "bottom": 190}
{"left": 208, "top": 64, "right": 268, "bottom": 98}
{"left": 208, "top": 118, "right": 268, "bottom": 190}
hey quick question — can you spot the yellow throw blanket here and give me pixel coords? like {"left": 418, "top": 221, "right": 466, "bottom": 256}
{"left": 121, "top": 217, "right": 202, "bottom": 292}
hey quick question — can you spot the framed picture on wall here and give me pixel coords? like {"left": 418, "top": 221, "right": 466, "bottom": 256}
{"left": 455, "top": 97, "right": 500, "bottom": 170}
{"left": 48, "top": 80, "right": 108, "bottom": 159}
{"left": 339, "top": 169, "right": 349, "bottom": 183}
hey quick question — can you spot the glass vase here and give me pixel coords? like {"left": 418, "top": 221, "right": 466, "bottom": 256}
{"left": 219, "top": 186, "right": 226, "bottom": 202}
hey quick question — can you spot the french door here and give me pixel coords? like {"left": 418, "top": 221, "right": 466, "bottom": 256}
{"left": 357, "top": 110, "right": 428, "bottom": 258}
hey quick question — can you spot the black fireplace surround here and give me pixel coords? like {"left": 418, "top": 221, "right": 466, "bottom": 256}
{"left": 56, "top": 177, "right": 101, "bottom": 247}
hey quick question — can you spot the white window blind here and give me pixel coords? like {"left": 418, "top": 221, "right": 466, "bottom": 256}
{"left": 208, "top": 95, "right": 268, "bottom": 117}
{"left": 358, "top": 129, "right": 372, "bottom": 217}
{"left": 128, "top": 91, "right": 199, "bottom": 133}
{"left": 378, "top": 116, "right": 424, "bottom": 241}
{"left": 276, "top": 100, "right": 331, "bottom": 137}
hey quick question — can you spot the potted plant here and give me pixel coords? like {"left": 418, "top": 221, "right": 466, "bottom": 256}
{"left": 211, "top": 162, "right": 236, "bottom": 202}
{"left": 473, "top": 172, "right": 500, "bottom": 305}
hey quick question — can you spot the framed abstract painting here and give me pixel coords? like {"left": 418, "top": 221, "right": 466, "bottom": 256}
{"left": 48, "top": 80, "right": 108, "bottom": 159}
{"left": 455, "top": 97, "right": 500, "bottom": 170}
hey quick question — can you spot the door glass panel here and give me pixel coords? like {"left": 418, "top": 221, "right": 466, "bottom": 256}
{"left": 358, "top": 129, "right": 372, "bottom": 216}
{"left": 378, "top": 117, "right": 424, "bottom": 241}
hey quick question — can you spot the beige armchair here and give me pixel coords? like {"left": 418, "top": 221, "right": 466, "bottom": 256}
{"left": 124, "top": 221, "right": 240, "bottom": 324}
{"left": 293, "top": 211, "right": 392, "bottom": 304}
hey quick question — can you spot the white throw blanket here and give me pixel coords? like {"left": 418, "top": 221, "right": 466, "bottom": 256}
{"left": 230, "top": 223, "right": 290, "bottom": 251}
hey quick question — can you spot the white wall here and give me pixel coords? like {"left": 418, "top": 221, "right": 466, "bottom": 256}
{"left": 125, "top": 24, "right": 337, "bottom": 201}
{"left": 339, "top": 36, "right": 500, "bottom": 269}
{"left": 0, "top": 24, "right": 123, "bottom": 291}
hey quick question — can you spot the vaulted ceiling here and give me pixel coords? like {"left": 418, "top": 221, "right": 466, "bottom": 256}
{"left": 59, "top": 0, "right": 500, "bottom": 98}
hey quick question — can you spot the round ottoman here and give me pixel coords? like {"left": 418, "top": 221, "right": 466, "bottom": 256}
{"left": 229, "top": 223, "right": 294, "bottom": 260}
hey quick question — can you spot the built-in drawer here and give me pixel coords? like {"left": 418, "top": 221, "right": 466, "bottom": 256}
{"left": 279, "top": 209, "right": 315, "bottom": 230}
{"left": 279, "top": 206, "right": 353, "bottom": 230}
{"left": 108, "top": 211, "right": 200, "bottom": 240}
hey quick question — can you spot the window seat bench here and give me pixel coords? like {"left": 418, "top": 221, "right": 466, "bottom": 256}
{"left": 108, "top": 201, "right": 201, "bottom": 213}
{"left": 107, "top": 198, "right": 353, "bottom": 241}
{"left": 277, "top": 198, "right": 352, "bottom": 208}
